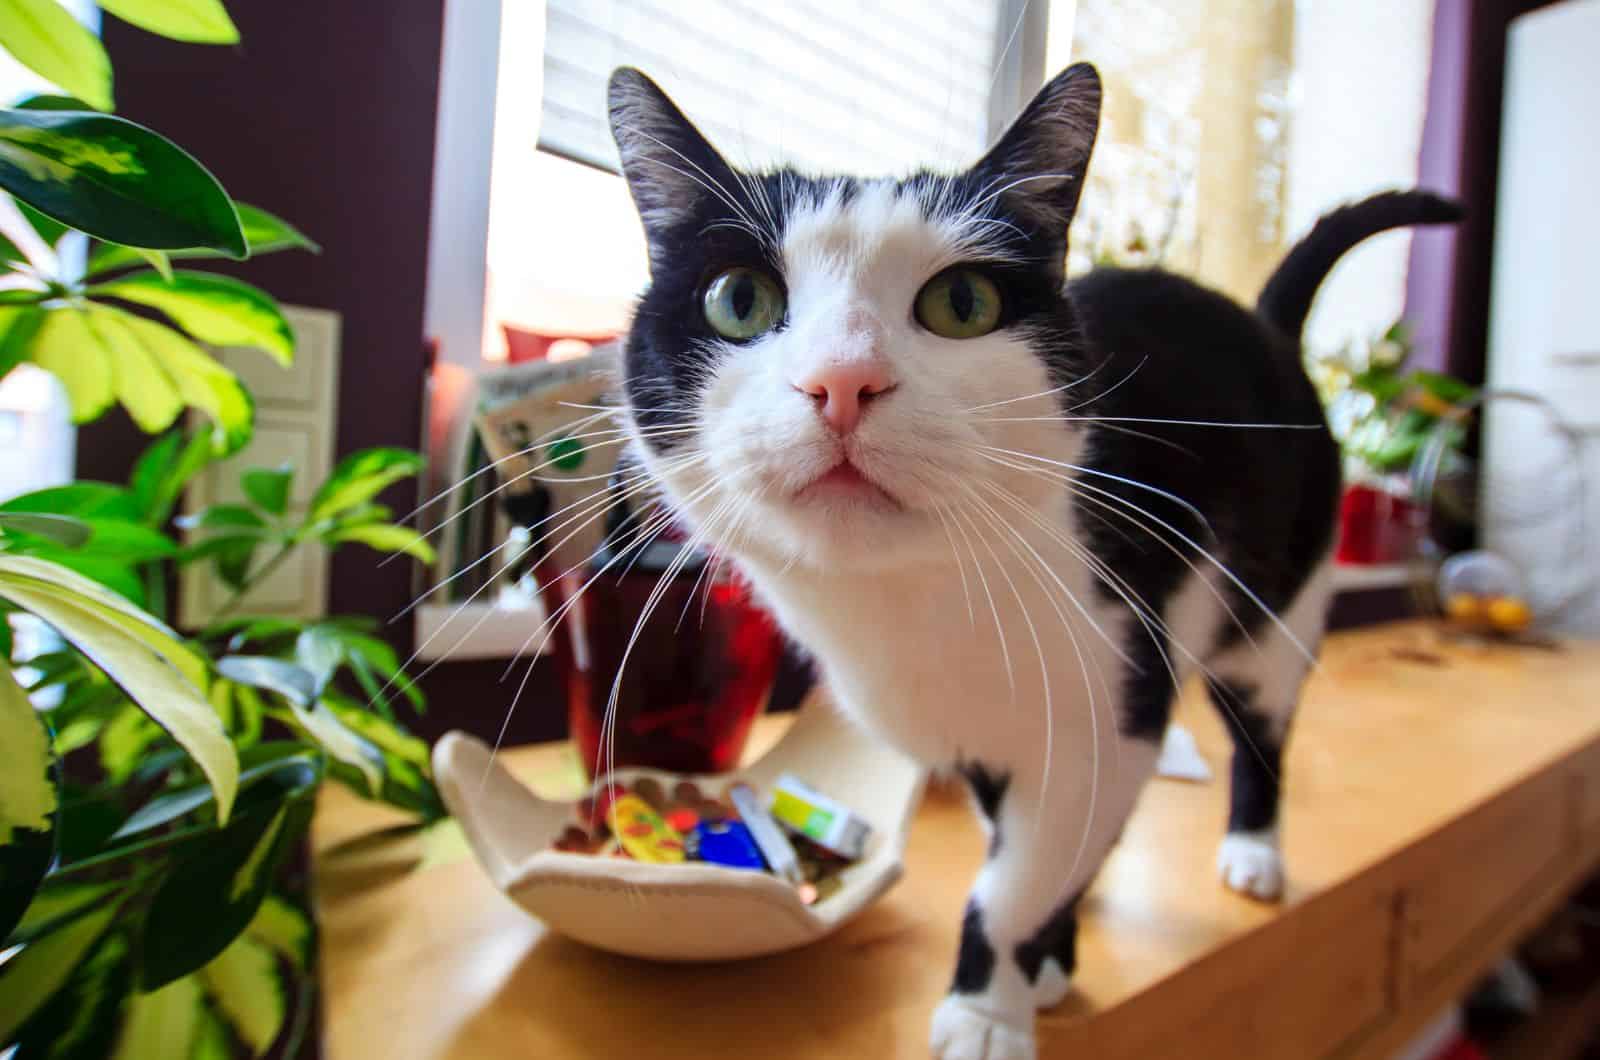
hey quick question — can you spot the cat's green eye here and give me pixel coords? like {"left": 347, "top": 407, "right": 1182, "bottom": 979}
{"left": 915, "top": 269, "right": 1003, "bottom": 339}
{"left": 703, "top": 267, "right": 786, "bottom": 340}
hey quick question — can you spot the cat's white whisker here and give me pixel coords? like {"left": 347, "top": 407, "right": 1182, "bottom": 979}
{"left": 392, "top": 460, "right": 693, "bottom": 707}
{"left": 948, "top": 502, "right": 1017, "bottom": 704}
{"left": 951, "top": 479, "right": 1065, "bottom": 833}
{"left": 377, "top": 408, "right": 621, "bottom": 570}
{"left": 963, "top": 356, "right": 1114, "bottom": 413}
{"left": 931, "top": 502, "right": 977, "bottom": 630}
{"left": 978, "top": 444, "right": 1214, "bottom": 536}
{"left": 596, "top": 494, "right": 737, "bottom": 792}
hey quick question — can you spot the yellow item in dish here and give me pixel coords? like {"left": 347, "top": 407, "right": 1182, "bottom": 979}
{"left": 605, "top": 794, "right": 686, "bottom": 863}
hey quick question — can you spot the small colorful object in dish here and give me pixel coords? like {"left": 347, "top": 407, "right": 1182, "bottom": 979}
{"left": 688, "top": 819, "right": 766, "bottom": 871}
{"left": 605, "top": 793, "right": 686, "bottom": 863}
{"left": 769, "top": 773, "right": 872, "bottom": 860}
{"left": 727, "top": 782, "right": 804, "bottom": 884}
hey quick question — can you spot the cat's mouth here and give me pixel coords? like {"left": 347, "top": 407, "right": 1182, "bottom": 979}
{"left": 792, "top": 459, "right": 900, "bottom": 509}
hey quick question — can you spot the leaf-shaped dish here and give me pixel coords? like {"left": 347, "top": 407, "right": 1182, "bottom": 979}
{"left": 432, "top": 694, "right": 925, "bottom": 961}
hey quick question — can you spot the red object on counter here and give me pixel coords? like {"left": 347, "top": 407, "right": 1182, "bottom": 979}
{"left": 562, "top": 552, "right": 783, "bottom": 778}
{"left": 1337, "top": 483, "right": 1422, "bottom": 565}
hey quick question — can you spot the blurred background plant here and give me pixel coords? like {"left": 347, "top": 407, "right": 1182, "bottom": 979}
{"left": 0, "top": 2, "right": 441, "bottom": 1056}
{"left": 1309, "top": 319, "right": 1477, "bottom": 480}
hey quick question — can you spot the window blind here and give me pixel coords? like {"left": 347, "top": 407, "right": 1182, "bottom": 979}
{"left": 539, "top": 0, "right": 1013, "bottom": 179}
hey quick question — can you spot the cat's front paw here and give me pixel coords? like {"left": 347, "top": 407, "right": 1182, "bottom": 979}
{"left": 1217, "top": 830, "right": 1284, "bottom": 900}
{"left": 930, "top": 996, "right": 1035, "bottom": 1060}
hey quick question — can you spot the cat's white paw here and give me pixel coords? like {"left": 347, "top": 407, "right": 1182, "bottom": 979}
{"left": 1217, "top": 830, "right": 1284, "bottom": 900}
{"left": 930, "top": 996, "right": 1035, "bottom": 1060}
{"left": 1032, "top": 957, "right": 1072, "bottom": 1009}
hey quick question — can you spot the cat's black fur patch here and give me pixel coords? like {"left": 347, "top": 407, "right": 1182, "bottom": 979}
{"left": 1015, "top": 892, "right": 1081, "bottom": 985}
{"left": 957, "top": 761, "right": 1011, "bottom": 855}
{"left": 1205, "top": 678, "right": 1283, "bottom": 833}
{"left": 952, "top": 901, "right": 997, "bottom": 995}
{"left": 957, "top": 761, "right": 1010, "bottom": 821}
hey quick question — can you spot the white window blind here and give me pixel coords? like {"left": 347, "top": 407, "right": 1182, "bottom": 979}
{"left": 539, "top": 0, "right": 1020, "bottom": 179}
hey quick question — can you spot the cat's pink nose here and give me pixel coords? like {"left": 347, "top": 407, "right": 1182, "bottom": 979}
{"left": 794, "top": 360, "right": 895, "bottom": 435}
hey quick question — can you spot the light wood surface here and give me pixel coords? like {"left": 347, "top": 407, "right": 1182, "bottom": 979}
{"left": 312, "top": 622, "right": 1600, "bottom": 1059}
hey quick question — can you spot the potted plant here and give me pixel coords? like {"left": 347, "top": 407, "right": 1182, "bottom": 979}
{"left": 0, "top": 4, "right": 443, "bottom": 1055}
{"left": 1309, "top": 320, "right": 1475, "bottom": 565}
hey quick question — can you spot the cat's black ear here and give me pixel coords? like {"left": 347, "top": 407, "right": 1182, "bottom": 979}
{"left": 971, "top": 63, "right": 1102, "bottom": 232}
{"left": 607, "top": 68, "right": 738, "bottom": 244}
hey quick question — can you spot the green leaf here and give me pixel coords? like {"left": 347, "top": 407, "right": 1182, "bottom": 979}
{"left": 111, "top": 745, "right": 319, "bottom": 840}
{"left": 98, "top": 702, "right": 162, "bottom": 782}
{"left": 0, "top": 553, "right": 209, "bottom": 687}
{"left": 14, "top": 93, "right": 95, "bottom": 111}
{"left": 0, "top": 559, "right": 236, "bottom": 821}
{"left": 86, "top": 203, "right": 319, "bottom": 276}
{"left": 232, "top": 202, "right": 319, "bottom": 255}
{"left": 0, "top": 304, "right": 45, "bottom": 376}
{"left": 179, "top": 533, "right": 257, "bottom": 589}
{"left": 6, "top": 927, "right": 130, "bottom": 1059}
{"left": 16, "top": 197, "right": 66, "bottom": 246}
{"left": 199, "top": 935, "right": 285, "bottom": 1056}
{"left": 338, "top": 631, "right": 423, "bottom": 711}
{"left": 0, "top": 510, "right": 90, "bottom": 547}
{"left": 111, "top": 974, "right": 204, "bottom": 1060}
{"left": 82, "top": 302, "right": 187, "bottom": 432}
{"left": 25, "top": 306, "right": 114, "bottom": 422}
{"left": 190, "top": 1008, "right": 232, "bottom": 1060}
{"left": 0, "top": 109, "right": 245, "bottom": 256}
{"left": 241, "top": 465, "right": 292, "bottom": 516}
{"left": 308, "top": 448, "right": 425, "bottom": 523}
{"left": 91, "top": 269, "right": 294, "bottom": 365}
{"left": 96, "top": 0, "right": 239, "bottom": 44}
{"left": 293, "top": 699, "right": 382, "bottom": 795}
{"left": 8, "top": 880, "right": 118, "bottom": 944}
{"left": 0, "top": 0, "right": 113, "bottom": 111}
{"left": 140, "top": 794, "right": 311, "bottom": 989}
{"left": 0, "top": 481, "right": 139, "bottom": 520}
{"left": 0, "top": 660, "right": 57, "bottom": 941}
{"left": 322, "top": 522, "right": 436, "bottom": 564}
{"left": 9, "top": 544, "right": 144, "bottom": 604}
{"left": 92, "top": 305, "right": 254, "bottom": 453}
{"left": 215, "top": 654, "right": 314, "bottom": 706}
{"left": 179, "top": 503, "right": 268, "bottom": 533}
{"left": 244, "top": 894, "right": 310, "bottom": 972}
{"left": 0, "top": 899, "right": 119, "bottom": 1041}
{"left": 76, "top": 517, "right": 178, "bottom": 560}
{"left": 292, "top": 627, "right": 339, "bottom": 694}
{"left": 131, "top": 429, "right": 211, "bottom": 524}
{"left": 326, "top": 697, "right": 429, "bottom": 770}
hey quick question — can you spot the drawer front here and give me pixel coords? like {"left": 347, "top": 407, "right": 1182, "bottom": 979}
{"left": 1401, "top": 768, "right": 1569, "bottom": 992}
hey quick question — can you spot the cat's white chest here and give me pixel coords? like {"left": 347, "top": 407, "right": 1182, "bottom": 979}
{"left": 746, "top": 523, "right": 1131, "bottom": 775}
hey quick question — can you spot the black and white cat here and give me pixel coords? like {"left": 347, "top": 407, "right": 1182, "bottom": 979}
{"left": 603, "top": 63, "right": 1460, "bottom": 1060}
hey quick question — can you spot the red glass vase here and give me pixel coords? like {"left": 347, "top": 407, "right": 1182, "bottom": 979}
{"left": 1337, "top": 482, "right": 1422, "bottom": 564}
{"left": 559, "top": 538, "right": 783, "bottom": 779}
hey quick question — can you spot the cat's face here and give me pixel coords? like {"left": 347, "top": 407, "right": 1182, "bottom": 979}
{"left": 608, "top": 66, "right": 1102, "bottom": 573}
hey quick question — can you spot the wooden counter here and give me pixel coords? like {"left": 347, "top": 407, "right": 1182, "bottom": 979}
{"left": 311, "top": 622, "right": 1600, "bottom": 1059}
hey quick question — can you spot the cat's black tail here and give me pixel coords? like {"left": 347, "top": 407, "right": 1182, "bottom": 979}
{"left": 1256, "top": 189, "right": 1465, "bottom": 342}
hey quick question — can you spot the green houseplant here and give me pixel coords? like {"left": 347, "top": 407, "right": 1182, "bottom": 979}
{"left": 0, "top": 3, "right": 444, "bottom": 1055}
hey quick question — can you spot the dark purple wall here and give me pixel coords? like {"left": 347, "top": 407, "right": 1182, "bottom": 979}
{"left": 86, "top": 2, "right": 447, "bottom": 626}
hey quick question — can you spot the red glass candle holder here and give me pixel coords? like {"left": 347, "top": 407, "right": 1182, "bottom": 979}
{"left": 1337, "top": 481, "right": 1424, "bottom": 565}
{"left": 559, "top": 539, "right": 783, "bottom": 779}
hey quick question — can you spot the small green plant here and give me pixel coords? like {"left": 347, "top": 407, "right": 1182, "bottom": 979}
{"left": 0, "top": 3, "right": 442, "bottom": 1056}
{"left": 1309, "top": 320, "right": 1476, "bottom": 478}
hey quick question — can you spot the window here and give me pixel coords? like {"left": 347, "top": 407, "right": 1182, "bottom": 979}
{"left": 472, "top": 0, "right": 1049, "bottom": 363}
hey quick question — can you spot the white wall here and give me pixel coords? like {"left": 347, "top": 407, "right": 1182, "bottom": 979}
{"left": 1285, "top": 0, "right": 1433, "bottom": 357}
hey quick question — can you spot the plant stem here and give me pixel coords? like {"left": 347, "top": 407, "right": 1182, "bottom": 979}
{"left": 212, "top": 543, "right": 297, "bottom": 621}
